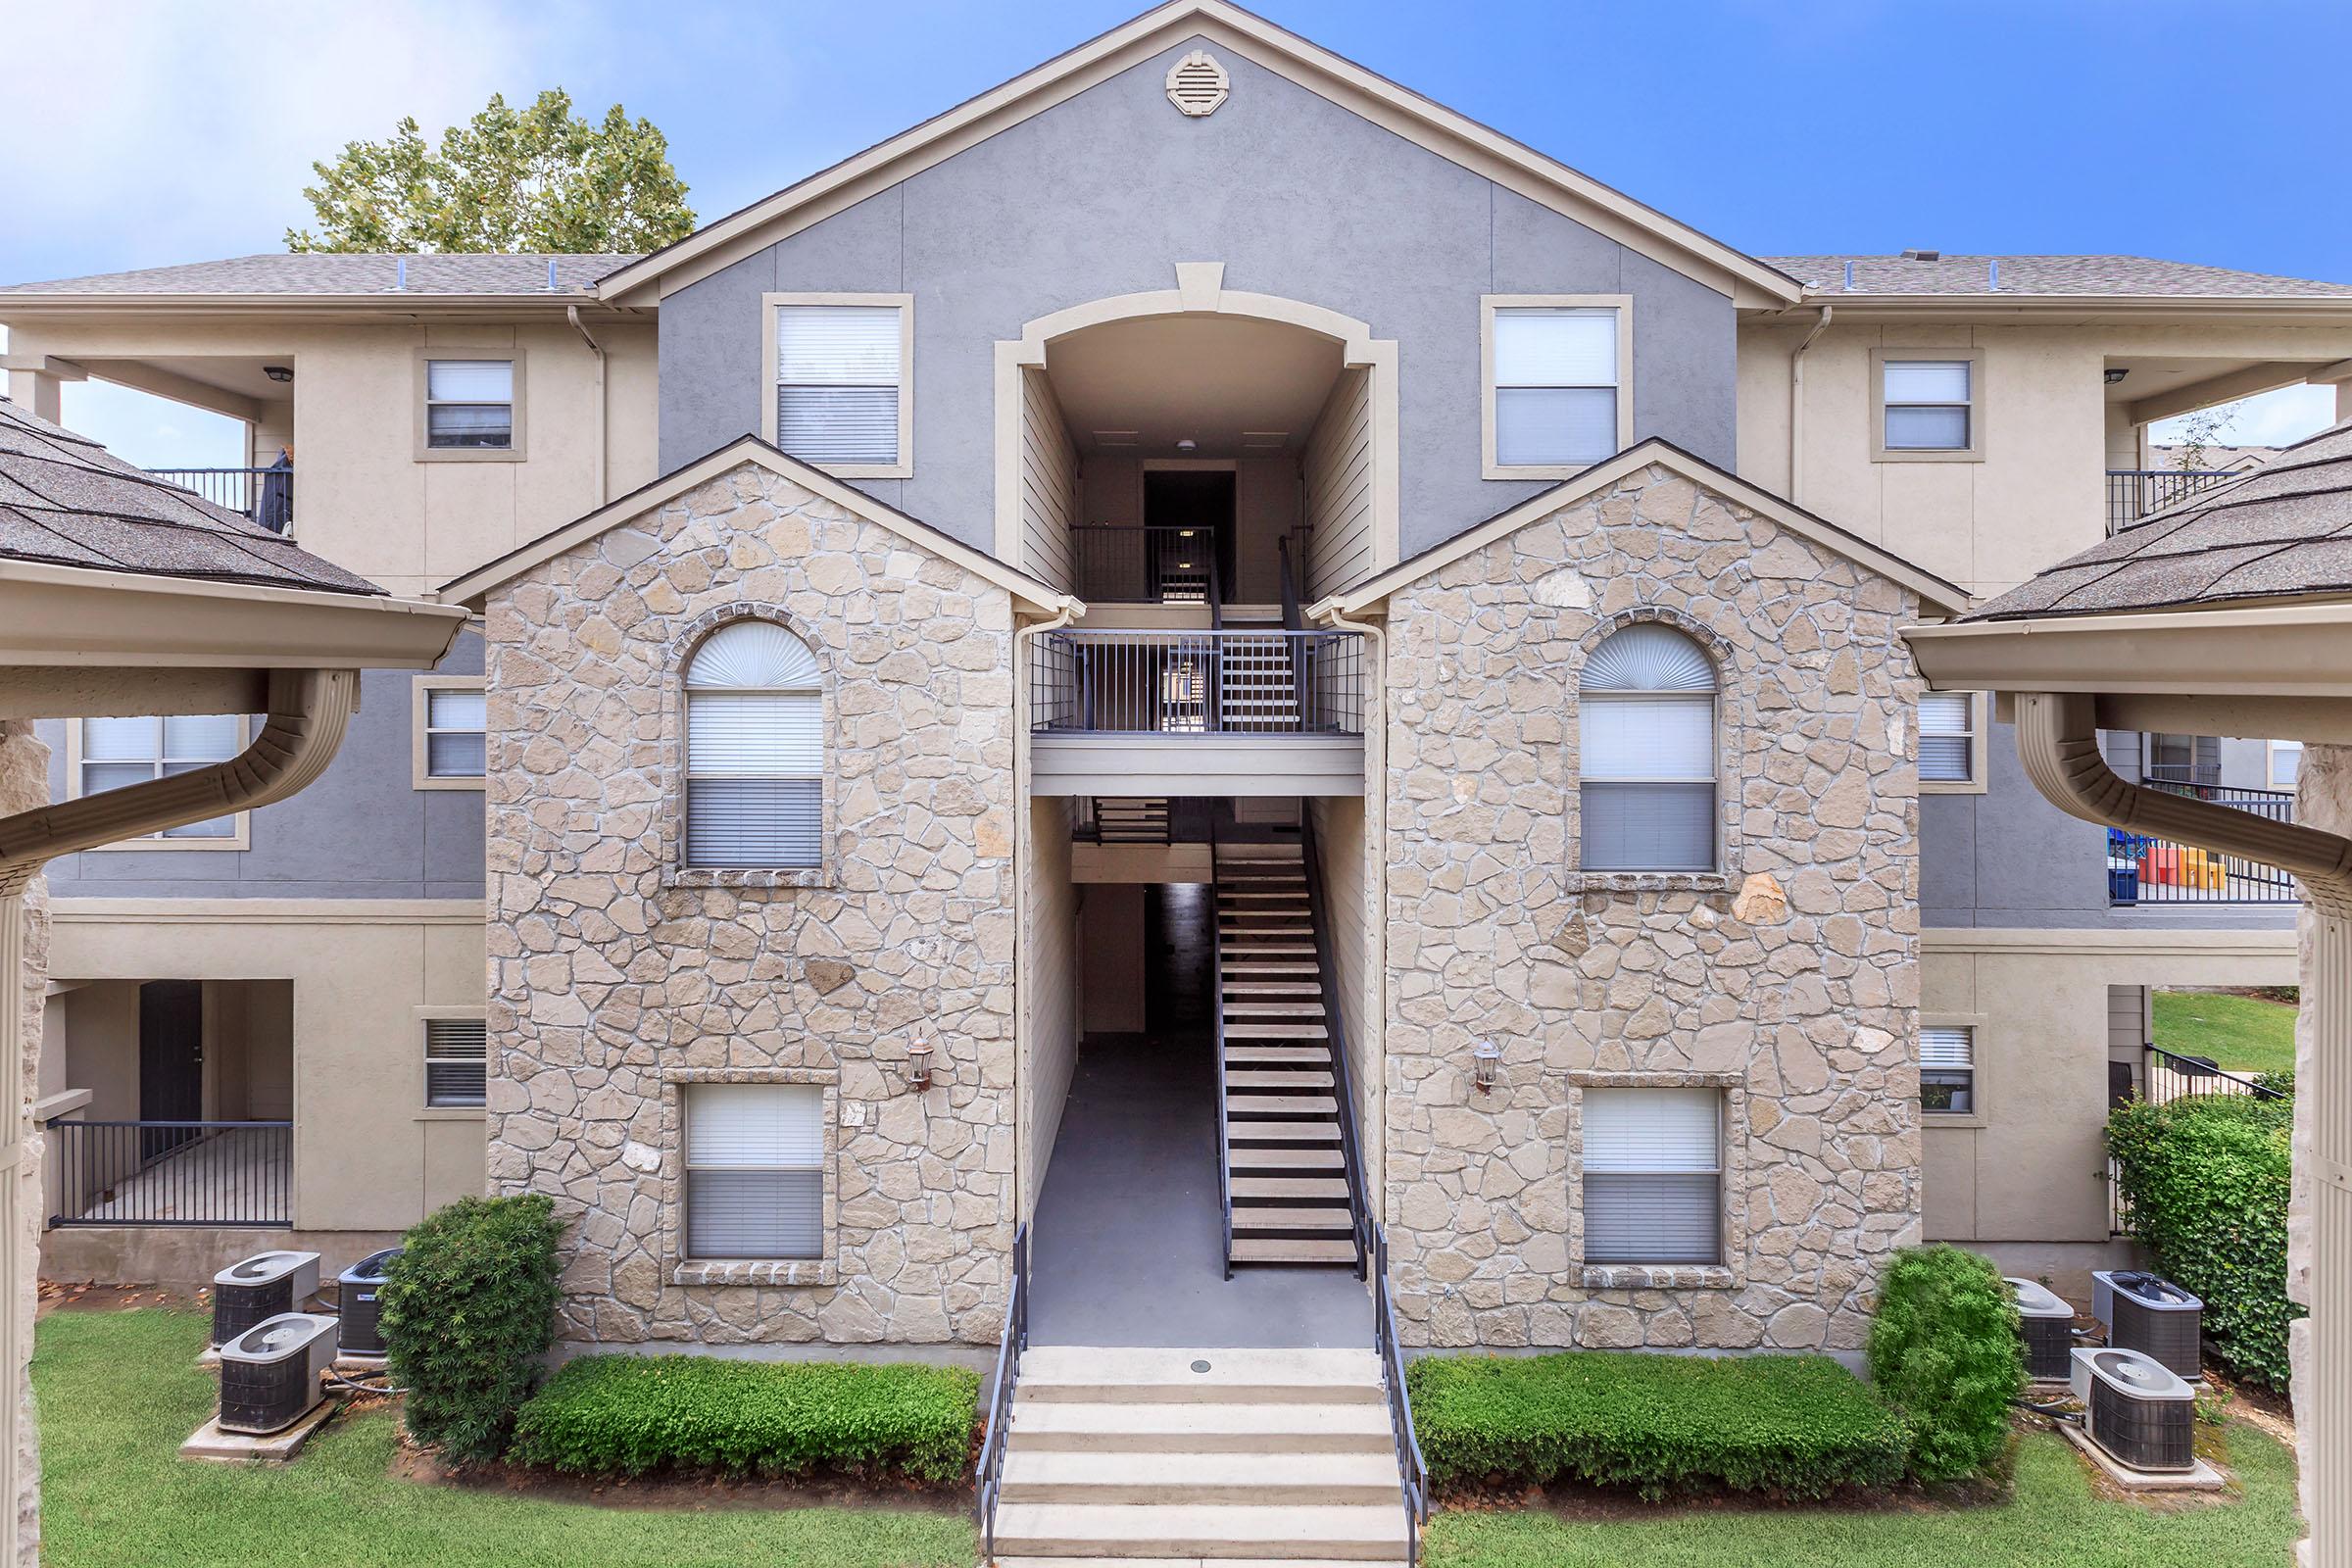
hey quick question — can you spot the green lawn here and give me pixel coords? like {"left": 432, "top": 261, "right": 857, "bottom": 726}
{"left": 1425, "top": 1420, "right": 2302, "bottom": 1568}
{"left": 2153, "top": 989, "right": 2298, "bottom": 1076}
{"left": 34, "top": 1308, "right": 976, "bottom": 1568}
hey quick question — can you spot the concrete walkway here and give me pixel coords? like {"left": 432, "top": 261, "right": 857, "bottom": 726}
{"left": 1028, "top": 1029, "right": 1371, "bottom": 1348}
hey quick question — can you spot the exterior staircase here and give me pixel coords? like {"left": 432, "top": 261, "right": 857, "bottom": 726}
{"left": 1089, "top": 798, "right": 1172, "bottom": 844}
{"left": 1215, "top": 841, "right": 1361, "bottom": 1269}
{"left": 990, "top": 1346, "right": 1410, "bottom": 1564}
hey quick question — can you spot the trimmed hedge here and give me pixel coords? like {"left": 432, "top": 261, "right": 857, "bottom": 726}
{"left": 1406, "top": 1351, "right": 1909, "bottom": 1501}
{"left": 1866, "top": 1245, "right": 2024, "bottom": 1481}
{"left": 2108, "top": 1091, "right": 2298, "bottom": 1390}
{"left": 509, "top": 1355, "right": 980, "bottom": 1484}
{"left": 379, "top": 1194, "right": 566, "bottom": 1465}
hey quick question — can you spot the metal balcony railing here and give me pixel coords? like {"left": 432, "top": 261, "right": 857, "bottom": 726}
{"left": 2107, "top": 777, "right": 2298, "bottom": 905}
{"left": 2105, "top": 468, "right": 2241, "bottom": 536}
{"left": 143, "top": 466, "right": 294, "bottom": 534}
{"left": 46, "top": 1118, "right": 291, "bottom": 1227}
{"left": 1030, "top": 629, "right": 1364, "bottom": 736}
{"left": 1070, "top": 525, "right": 1220, "bottom": 605}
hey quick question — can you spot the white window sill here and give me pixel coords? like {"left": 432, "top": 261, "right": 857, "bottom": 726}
{"left": 673, "top": 1258, "right": 837, "bottom": 1288}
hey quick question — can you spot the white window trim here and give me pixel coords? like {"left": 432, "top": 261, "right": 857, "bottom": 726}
{"left": 413, "top": 348, "right": 527, "bottom": 463}
{"left": 1871, "top": 346, "right": 1984, "bottom": 464}
{"left": 663, "top": 1068, "right": 840, "bottom": 1287}
{"left": 760, "top": 292, "right": 915, "bottom": 479}
{"left": 1481, "top": 293, "right": 1634, "bottom": 480}
{"left": 412, "top": 675, "right": 487, "bottom": 791}
{"left": 1919, "top": 689, "right": 1988, "bottom": 796}
{"left": 65, "top": 714, "right": 252, "bottom": 852}
{"left": 1919, "top": 1012, "right": 1987, "bottom": 1129}
{"left": 415, "top": 1005, "right": 488, "bottom": 1115}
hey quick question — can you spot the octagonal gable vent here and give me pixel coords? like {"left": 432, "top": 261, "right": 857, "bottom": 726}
{"left": 1166, "top": 50, "right": 1230, "bottom": 117}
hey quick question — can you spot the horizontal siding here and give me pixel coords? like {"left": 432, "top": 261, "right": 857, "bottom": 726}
{"left": 1303, "top": 366, "right": 1373, "bottom": 601}
{"left": 1030, "top": 735, "right": 1364, "bottom": 797}
{"left": 1020, "top": 368, "right": 1077, "bottom": 593}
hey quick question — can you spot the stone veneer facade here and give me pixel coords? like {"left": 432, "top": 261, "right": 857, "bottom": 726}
{"left": 484, "top": 461, "right": 1018, "bottom": 1346}
{"left": 1379, "top": 462, "right": 1926, "bottom": 1353}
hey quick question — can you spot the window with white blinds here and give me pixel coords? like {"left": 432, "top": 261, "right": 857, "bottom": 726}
{"left": 1921, "top": 1026, "right": 1976, "bottom": 1115}
{"left": 1919, "top": 692, "right": 1978, "bottom": 784}
{"left": 685, "top": 1082, "right": 824, "bottom": 1258}
{"left": 1578, "top": 624, "right": 1717, "bottom": 871}
{"left": 773, "top": 303, "right": 906, "bottom": 467}
{"left": 424, "top": 1017, "right": 487, "bottom": 1107}
{"left": 1582, "top": 1087, "right": 1722, "bottom": 1265}
{"left": 1492, "top": 305, "right": 1620, "bottom": 468}
{"left": 1882, "top": 359, "right": 1973, "bottom": 452}
{"left": 78, "top": 714, "right": 243, "bottom": 838}
{"left": 685, "top": 620, "right": 824, "bottom": 868}
{"left": 424, "top": 359, "right": 515, "bottom": 449}
{"left": 424, "top": 686, "right": 487, "bottom": 778}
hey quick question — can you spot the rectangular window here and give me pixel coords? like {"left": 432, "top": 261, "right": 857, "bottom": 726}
{"left": 424, "top": 359, "right": 515, "bottom": 450}
{"left": 1919, "top": 692, "right": 1979, "bottom": 786}
{"left": 768, "top": 298, "right": 910, "bottom": 472}
{"left": 684, "top": 691, "right": 823, "bottom": 867}
{"left": 1579, "top": 696, "right": 1716, "bottom": 871}
{"left": 1582, "top": 1087, "right": 1722, "bottom": 1265}
{"left": 78, "top": 714, "right": 242, "bottom": 839}
{"left": 1491, "top": 305, "right": 1621, "bottom": 470}
{"left": 424, "top": 1018, "right": 488, "bottom": 1108}
{"left": 1921, "top": 1026, "right": 1975, "bottom": 1114}
{"left": 1873, "top": 350, "right": 1983, "bottom": 461}
{"left": 2272, "top": 739, "right": 2304, "bottom": 790}
{"left": 685, "top": 1083, "right": 824, "bottom": 1259}
{"left": 424, "top": 687, "right": 486, "bottom": 778}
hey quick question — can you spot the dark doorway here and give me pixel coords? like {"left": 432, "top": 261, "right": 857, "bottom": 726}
{"left": 1144, "top": 468, "right": 1236, "bottom": 605}
{"left": 138, "top": 979, "right": 204, "bottom": 1160}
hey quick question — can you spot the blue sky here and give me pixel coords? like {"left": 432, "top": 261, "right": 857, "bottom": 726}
{"left": 8, "top": 0, "right": 2349, "bottom": 461}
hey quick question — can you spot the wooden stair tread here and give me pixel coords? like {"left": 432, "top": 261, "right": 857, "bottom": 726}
{"left": 1225, "top": 1047, "right": 1334, "bottom": 1064}
{"left": 1224, "top": 1023, "right": 1329, "bottom": 1039}
{"left": 1228, "top": 1145, "right": 1345, "bottom": 1167}
{"left": 1227, "top": 1070, "right": 1335, "bottom": 1090}
{"left": 1230, "top": 1238, "right": 1360, "bottom": 1264}
{"left": 1231, "top": 1176, "right": 1352, "bottom": 1200}
{"left": 1227, "top": 1095, "right": 1340, "bottom": 1115}
{"left": 1230, "top": 1206, "right": 1357, "bottom": 1231}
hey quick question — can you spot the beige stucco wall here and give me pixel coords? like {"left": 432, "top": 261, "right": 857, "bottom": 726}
{"left": 5, "top": 317, "right": 657, "bottom": 597}
{"left": 1919, "top": 932, "right": 2295, "bottom": 1253}
{"left": 483, "top": 460, "right": 1019, "bottom": 1346}
{"left": 1379, "top": 460, "right": 1923, "bottom": 1354}
{"left": 1736, "top": 319, "right": 2352, "bottom": 599}
{"left": 42, "top": 902, "right": 486, "bottom": 1234}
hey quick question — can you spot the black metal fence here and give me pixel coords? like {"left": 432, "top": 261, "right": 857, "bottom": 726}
{"left": 143, "top": 466, "right": 295, "bottom": 534}
{"left": 1069, "top": 525, "right": 1220, "bottom": 605}
{"left": 2110, "top": 1047, "right": 2286, "bottom": 1233}
{"left": 974, "top": 1221, "right": 1029, "bottom": 1563}
{"left": 46, "top": 1119, "right": 291, "bottom": 1227}
{"left": 1372, "top": 1225, "right": 1430, "bottom": 1568}
{"left": 2107, "top": 777, "right": 2298, "bottom": 906}
{"left": 2105, "top": 468, "right": 2241, "bottom": 536}
{"left": 1030, "top": 629, "right": 1365, "bottom": 735}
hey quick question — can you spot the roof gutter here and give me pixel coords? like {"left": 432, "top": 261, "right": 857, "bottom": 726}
{"left": 0, "top": 666, "right": 357, "bottom": 894}
{"left": 1788, "top": 304, "right": 1831, "bottom": 506}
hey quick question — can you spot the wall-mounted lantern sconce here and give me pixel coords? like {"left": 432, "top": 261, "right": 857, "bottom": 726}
{"left": 1472, "top": 1039, "right": 1502, "bottom": 1095}
{"left": 905, "top": 1038, "right": 935, "bottom": 1094}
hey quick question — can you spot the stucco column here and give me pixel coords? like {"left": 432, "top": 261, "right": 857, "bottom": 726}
{"left": 0, "top": 372, "right": 59, "bottom": 428}
{"left": 0, "top": 720, "right": 49, "bottom": 1568}
{"left": 2295, "top": 744, "right": 2352, "bottom": 1568}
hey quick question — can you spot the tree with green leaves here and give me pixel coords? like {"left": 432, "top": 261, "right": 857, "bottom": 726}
{"left": 287, "top": 88, "right": 695, "bottom": 255}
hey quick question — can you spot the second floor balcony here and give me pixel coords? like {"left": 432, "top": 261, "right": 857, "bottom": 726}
{"left": 2109, "top": 778, "right": 2298, "bottom": 906}
{"left": 2105, "top": 467, "right": 2243, "bottom": 536}
{"left": 1027, "top": 628, "right": 1366, "bottom": 798}
{"left": 144, "top": 464, "right": 294, "bottom": 535}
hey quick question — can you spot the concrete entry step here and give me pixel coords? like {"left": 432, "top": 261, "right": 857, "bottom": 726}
{"left": 1000, "top": 1449, "right": 1405, "bottom": 1505}
{"left": 1019, "top": 1347, "right": 1384, "bottom": 1403}
{"left": 1005, "top": 1399, "right": 1394, "bottom": 1454}
{"left": 989, "top": 1500, "right": 1408, "bottom": 1560}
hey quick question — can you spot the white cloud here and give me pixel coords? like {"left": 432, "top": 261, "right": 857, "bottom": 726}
{"left": 2149, "top": 382, "right": 2340, "bottom": 451}
{"left": 3, "top": 2, "right": 574, "bottom": 273}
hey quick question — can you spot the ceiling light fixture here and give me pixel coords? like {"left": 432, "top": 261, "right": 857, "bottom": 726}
{"left": 263, "top": 366, "right": 293, "bottom": 383}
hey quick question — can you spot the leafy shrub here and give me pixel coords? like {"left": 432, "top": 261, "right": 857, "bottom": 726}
{"left": 2108, "top": 1092, "right": 2299, "bottom": 1390}
{"left": 510, "top": 1355, "right": 980, "bottom": 1483}
{"left": 1866, "top": 1245, "right": 2024, "bottom": 1481}
{"left": 2254, "top": 1069, "right": 2297, "bottom": 1099}
{"left": 379, "top": 1194, "right": 567, "bottom": 1464}
{"left": 1406, "top": 1351, "right": 1908, "bottom": 1500}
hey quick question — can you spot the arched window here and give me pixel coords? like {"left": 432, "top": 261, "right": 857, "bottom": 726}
{"left": 1578, "top": 623, "right": 1717, "bottom": 872}
{"left": 684, "top": 619, "right": 823, "bottom": 868}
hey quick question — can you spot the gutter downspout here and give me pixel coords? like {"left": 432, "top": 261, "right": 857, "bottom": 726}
{"left": 2013, "top": 690, "right": 2352, "bottom": 1567}
{"left": 0, "top": 664, "right": 357, "bottom": 1556}
{"left": 1008, "top": 596, "right": 1081, "bottom": 1229}
{"left": 1309, "top": 599, "right": 1387, "bottom": 1216}
{"left": 566, "top": 304, "right": 609, "bottom": 507}
{"left": 1788, "top": 305, "right": 1832, "bottom": 506}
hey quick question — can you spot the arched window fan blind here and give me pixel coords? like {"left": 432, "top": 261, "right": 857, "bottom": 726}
{"left": 685, "top": 620, "right": 823, "bottom": 867}
{"left": 1579, "top": 624, "right": 1717, "bottom": 872}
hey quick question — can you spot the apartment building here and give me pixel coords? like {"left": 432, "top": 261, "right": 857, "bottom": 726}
{"left": 6, "top": 1, "right": 2349, "bottom": 1330}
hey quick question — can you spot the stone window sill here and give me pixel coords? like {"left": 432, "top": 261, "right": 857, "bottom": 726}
{"left": 1582, "top": 1263, "right": 1740, "bottom": 1292}
{"left": 1568, "top": 871, "right": 1733, "bottom": 896}
{"left": 663, "top": 866, "right": 833, "bottom": 892}
{"left": 673, "top": 1258, "right": 837, "bottom": 1288}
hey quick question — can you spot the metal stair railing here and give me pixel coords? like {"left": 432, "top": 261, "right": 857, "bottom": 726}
{"left": 973, "top": 1222, "right": 1029, "bottom": 1563}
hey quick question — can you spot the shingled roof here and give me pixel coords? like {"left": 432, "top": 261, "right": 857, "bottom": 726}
{"left": 1764, "top": 254, "right": 2352, "bottom": 299}
{"left": 0, "top": 400, "right": 380, "bottom": 595}
{"left": 1967, "top": 420, "right": 2352, "bottom": 621}
{"left": 0, "top": 253, "right": 632, "bottom": 297}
